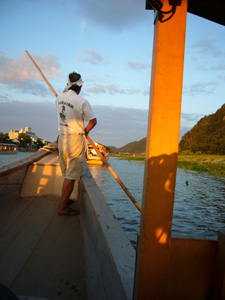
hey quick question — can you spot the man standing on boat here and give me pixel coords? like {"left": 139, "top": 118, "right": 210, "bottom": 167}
{"left": 55, "top": 72, "right": 97, "bottom": 216}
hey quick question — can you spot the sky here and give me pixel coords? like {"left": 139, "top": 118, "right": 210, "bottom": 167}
{"left": 0, "top": 0, "right": 224, "bottom": 147}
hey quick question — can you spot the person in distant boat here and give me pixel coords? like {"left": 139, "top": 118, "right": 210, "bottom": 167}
{"left": 91, "top": 140, "right": 98, "bottom": 156}
{"left": 55, "top": 72, "right": 97, "bottom": 216}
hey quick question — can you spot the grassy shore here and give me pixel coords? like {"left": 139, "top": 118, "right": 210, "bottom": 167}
{"left": 177, "top": 154, "right": 225, "bottom": 178}
{"left": 116, "top": 154, "right": 225, "bottom": 178}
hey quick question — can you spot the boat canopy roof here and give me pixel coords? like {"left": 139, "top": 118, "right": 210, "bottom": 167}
{"left": 146, "top": 0, "right": 225, "bottom": 26}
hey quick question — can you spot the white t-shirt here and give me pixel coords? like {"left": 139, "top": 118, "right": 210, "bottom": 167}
{"left": 55, "top": 90, "right": 95, "bottom": 134}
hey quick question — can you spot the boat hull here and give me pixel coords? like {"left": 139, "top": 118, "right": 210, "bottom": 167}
{"left": 80, "top": 163, "right": 135, "bottom": 300}
{"left": 1, "top": 151, "right": 224, "bottom": 300}
{"left": 87, "top": 159, "right": 104, "bottom": 165}
{"left": 0, "top": 150, "right": 135, "bottom": 300}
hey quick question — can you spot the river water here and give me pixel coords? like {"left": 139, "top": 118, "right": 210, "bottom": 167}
{"left": 0, "top": 152, "right": 35, "bottom": 167}
{"left": 1, "top": 153, "right": 224, "bottom": 247}
{"left": 88, "top": 157, "right": 225, "bottom": 247}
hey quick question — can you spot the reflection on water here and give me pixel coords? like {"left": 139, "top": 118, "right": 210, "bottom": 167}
{"left": 89, "top": 157, "right": 225, "bottom": 247}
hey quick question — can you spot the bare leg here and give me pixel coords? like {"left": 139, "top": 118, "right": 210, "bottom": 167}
{"left": 59, "top": 178, "right": 74, "bottom": 209}
{"left": 58, "top": 178, "right": 79, "bottom": 215}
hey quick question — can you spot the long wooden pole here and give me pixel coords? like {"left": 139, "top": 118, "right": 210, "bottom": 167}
{"left": 86, "top": 136, "right": 142, "bottom": 212}
{"left": 25, "top": 50, "right": 58, "bottom": 97}
{"left": 25, "top": 50, "right": 142, "bottom": 213}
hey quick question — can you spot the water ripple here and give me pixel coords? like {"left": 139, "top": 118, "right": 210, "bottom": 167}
{"left": 89, "top": 157, "right": 225, "bottom": 247}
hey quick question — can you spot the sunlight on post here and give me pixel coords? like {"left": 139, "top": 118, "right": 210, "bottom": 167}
{"left": 155, "top": 228, "right": 168, "bottom": 244}
{"left": 164, "top": 172, "right": 174, "bottom": 193}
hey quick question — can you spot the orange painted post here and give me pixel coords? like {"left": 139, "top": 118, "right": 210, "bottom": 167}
{"left": 133, "top": 1, "right": 188, "bottom": 299}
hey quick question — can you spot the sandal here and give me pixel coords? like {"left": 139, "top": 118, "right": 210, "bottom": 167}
{"left": 58, "top": 206, "right": 80, "bottom": 216}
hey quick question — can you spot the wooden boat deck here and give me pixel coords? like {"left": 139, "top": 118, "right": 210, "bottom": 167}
{"left": 0, "top": 194, "right": 86, "bottom": 300}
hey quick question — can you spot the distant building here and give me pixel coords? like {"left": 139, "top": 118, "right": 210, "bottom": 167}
{"left": 21, "top": 127, "right": 38, "bottom": 142}
{"left": 9, "top": 127, "right": 38, "bottom": 143}
{"left": 8, "top": 130, "right": 19, "bottom": 140}
{"left": 8, "top": 127, "right": 51, "bottom": 145}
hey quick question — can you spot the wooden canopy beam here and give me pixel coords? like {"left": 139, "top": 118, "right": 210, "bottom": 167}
{"left": 146, "top": 0, "right": 225, "bottom": 26}
{"left": 134, "top": 0, "right": 188, "bottom": 299}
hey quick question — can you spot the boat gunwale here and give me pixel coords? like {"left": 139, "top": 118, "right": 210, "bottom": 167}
{"left": 80, "top": 163, "right": 136, "bottom": 300}
{"left": 0, "top": 150, "right": 49, "bottom": 176}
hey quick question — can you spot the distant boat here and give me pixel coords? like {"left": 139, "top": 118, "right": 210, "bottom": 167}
{"left": 86, "top": 141, "right": 110, "bottom": 165}
{"left": 0, "top": 143, "right": 17, "bottom": 154}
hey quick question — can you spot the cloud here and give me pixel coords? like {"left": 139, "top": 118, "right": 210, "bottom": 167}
{"left": 0, "top": 100, "right": 149, "bottom": 147}
{"left": 77, "top": 0, "right": 151, "bottom": 31}
{"left": 188, "top": 37, "right": 225, "bottom": 73}
{"left": 85, "top": 84, "right": 106, "bottom": 94}
{"left": 193, "top": 65, "right": 208, "bottom": 72}
{"left": 184, "top": 81, "right": 217, "bottom": 96}
{"left": 105, "top": 84, "right": 127, "bottom": 95}
{"left": 218, "top": 75, "right": 225, "bottom": 81}
{"left": 85, "top": 84, "right": 140, "bottom": 95}
{"left": 91, "top": 105, "right": 148, "bottom": 146}
{"left": 0, "top": 52, "right": 63, "bottom": 96}
{"left": 0, "top": 100, "right": 199, "bottom": 148}
{"left": 0, "top": 100, "right": 58, "bottom": 142}
{"left": 125, "top": 61, "right": 151, "bottom": 70}
{"left": 0, "top": 52, "right": 62, "bottom": 84}
{"left": 80, "top": 18, "right": 87, "bottom": 36}
{"left": 191, "top": 38, "right": 225, "bottom": 58}
{"left": 78, "top": 48, "right": 108, "bottom": 65}
{"left": 181, "top": 112, "right": 204, "bottom": 127}
{"left": 143, "top": 88, "right": 150, "bottom": 96}
{"left": 0, "top": 93, "right": 10, "bottom": 102}
{"left": 91, "top": 106, "right": 200, "bottom": 146}
{"left": 211, "top": 63, "right": 225, "bottom": 71}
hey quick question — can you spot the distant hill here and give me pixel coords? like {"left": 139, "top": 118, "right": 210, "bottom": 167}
{"left": 108, "top": 146, "right": 118, "bottom": 152}
{"left": 118, "top": 137, "right": 146, "bottom": 153}
{"left": 179, "top": 104, "right": 225, "bottom": 154}
{"left": 109, "top": 104, "right": 225, "bottom": 154}
{"left": 111, "top": 137, "right": 146, "bottom": 154}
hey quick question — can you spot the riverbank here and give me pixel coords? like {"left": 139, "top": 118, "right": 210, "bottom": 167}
{"left": 177, "top": 154, "right": 225, "bottom": 178}
{"left": 116, "top": 154, "right": 225, "bottom": 178}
